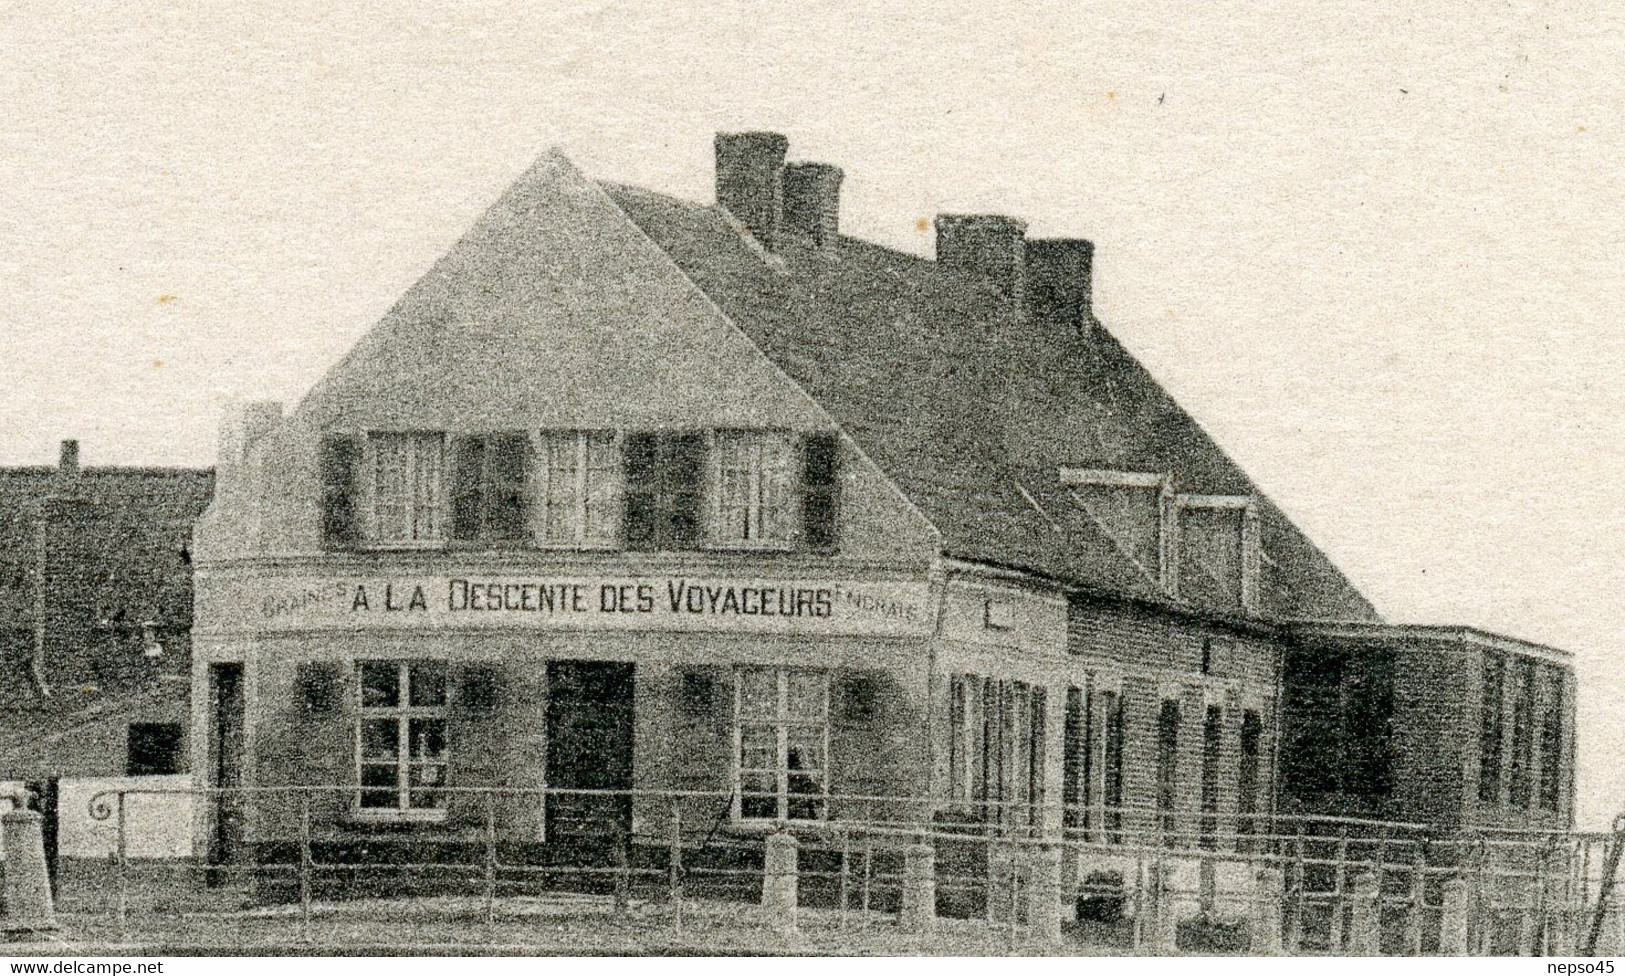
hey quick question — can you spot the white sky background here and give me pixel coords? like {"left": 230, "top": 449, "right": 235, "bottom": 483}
{"left": 3, "top": 1, "right": 1622, "bottom": 825}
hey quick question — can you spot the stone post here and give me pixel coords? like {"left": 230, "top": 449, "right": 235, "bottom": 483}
{"left": 1152, "top": 860, "right": 1180, "bottom": 954}
{"left": 1349, "top": 870, "right": 1381, "bottom": 955}
{"left": 761, "top": 830, "right": 799, "bottom": 935}
{"left": 900, "top": 843, "right": 937, "bottom": 935}
{"left": 1028, "top": 845, "right": 1065, "bottom": 945}
{"left": 1252, "top": 866, "right": 1285, "bottom": 955}
{"left": 1440, "top": 877, "right": 1469, "bottom": 956}
{"left": 2, "top": 809, "right": 57, "bottom": 937}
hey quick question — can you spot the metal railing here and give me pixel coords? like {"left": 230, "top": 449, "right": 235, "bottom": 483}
{"left": 32, "top": 784, "right": 1624, "bottom": 955}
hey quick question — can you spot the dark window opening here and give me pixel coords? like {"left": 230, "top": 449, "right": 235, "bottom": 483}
{"left": 1199, "top": 703, "right": 1222, "bottom": 849}
{"left": 1102, "top": 690, "right": 1125, "bottom": 843}
{"left": 127, "top": 722, "right": 184, "bottom": 776}
{"left": 1479, "top": 651, "right": 1505, "bottom": 805}
{"left": 1156, "top": 699, "right": 1180, "bottom": 841}
{"left": 1062, "top": 686, "right": 1086, "bottom": 831}
{"left": 1238, "top": 709, "right": 1262, "bottom": 850}
{"left": 1510, "top": 658, "right": 1536, "bottom": 808}
{"left": 1539, "top": 665, "right": 1565, "bottom": 812}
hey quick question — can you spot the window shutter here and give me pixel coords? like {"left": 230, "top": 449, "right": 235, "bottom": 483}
{"left": 801, "top": 434, "right": 841, "bottom": 552}
{"left": 622, "top": 433, "right": 661, "bottom": 551}
{"left": 319, "top": 434, "right": 362, "bottom": 546}
{"left": 484, "top": 433, "right": 531, "bottom": 542}
{"left": 666, "top": 433, "right": 705, "bottom": 548}
{"left": 296, "top": 662, "right": 344, "bottom": 714}
{"left": 450, "top": 436, "right": 486, "bottom": 542}
{"left": 460, "top": 664, "right": 501, "bottom": 713}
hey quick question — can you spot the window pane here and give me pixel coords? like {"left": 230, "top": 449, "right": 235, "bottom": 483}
{"left": 360, "top": 764, "right": 398, "bottom": 809}
{"left": 740, "top": 771, "right": 779, "bottom": 819}
{"left": 786, "top": 672, "right": 827, "bottom": 720}
{"left": 361, "top": 719, "right": 399, "bottom": 761}
{"left": 360, "top": 662, "right": 399, "bottom": 708}
{"left": 740, "top": 724, "right": 776, "bottom": 770}
{"left": 787, "top": 769, "right": 825, "bottom": 821}
{"left": 409, "top": 664, "right": 447, "bottom": 707}
{"left": 409, "top": 718, "right": 447, "bottom": 760}
{"left": 409, "top": 764, "right": 447, "bottom": 808}
{"left": 739, "top": 668, "right": 777, "bottom": 718}
{"left": 787, "top": 726, "right": 824, "bottom": 772}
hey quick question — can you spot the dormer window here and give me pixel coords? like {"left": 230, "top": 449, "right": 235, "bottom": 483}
{"left": 1060, "top": 468, "right": 1175, "bottom": 591}
{"left": 1174, "top": 494, "right": 1260, "bottom": 613}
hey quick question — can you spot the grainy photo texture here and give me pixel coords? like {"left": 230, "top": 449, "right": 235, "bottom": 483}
{"left": 0, "top": 0, "right": 1617, "bottom": 960}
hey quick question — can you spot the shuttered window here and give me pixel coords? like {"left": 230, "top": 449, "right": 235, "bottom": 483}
{"left": 712, "top": 431, "right": 795, "bottom": 548}
{"left": 450, "top": 433, "right": 532, "bottom": 544}
{"left": 368, "top": 432, "right": 446, "bottom": 544}
{"left": 537, "top": 431, "right": 621, "bottom": 547}
{"left": 623, "top": 433, "right": 705, "bottom": 551}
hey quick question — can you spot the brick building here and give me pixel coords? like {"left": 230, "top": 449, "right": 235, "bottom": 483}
{"left": 180, "top": 131, "right": 1577, "bottom": 889}
{"left": 0, "top": 440, "right": 213, "bottom": 784}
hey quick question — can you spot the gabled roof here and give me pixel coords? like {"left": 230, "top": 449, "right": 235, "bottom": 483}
{"left": 604, "top": 180, "right": 1378, "bottom": 621}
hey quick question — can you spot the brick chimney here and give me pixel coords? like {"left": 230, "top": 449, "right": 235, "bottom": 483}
{"left": 782, "top": 162, "right": 844, "bottom": 250}
{"left": 714, "top": 132, "right": 789, "bottom": 249}
{"left": 1026, "top": 238, "right": 1094, "bottom": 329}
{"left": 57, "top": 439, "right": 79, "bottom": 477}
{"left": 935, "top": 214, "right": 1029, "bottom": 303}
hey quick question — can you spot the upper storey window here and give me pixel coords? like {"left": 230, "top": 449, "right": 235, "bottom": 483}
{"left": 538, "top": 431, "right": 621, "bottom": 548}
{"left": 321, "top": 428, "right": 842, "bottom": 554}
{"left": 712, "top": 430, "right": 795, "bottom": 549}
{"left": 370, "top": 432, "right": 447, "bottom": 546}
{"left": 1175, "top": 495, "right": 1260, "bottom": 613}
{"left": 1061, "top": 468, "right": 1174, "bottom": 590}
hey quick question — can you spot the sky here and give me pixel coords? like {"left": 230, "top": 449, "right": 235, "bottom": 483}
{"left": 2, "top": 0, "right": 1623, "bottom": 825}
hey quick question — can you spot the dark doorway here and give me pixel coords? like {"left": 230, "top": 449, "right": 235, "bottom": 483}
{"left": 545, "top": 661, "right": 635, "bottom": 851}
{"left": 207, "top": 663, "right": 245, "bottom": 883}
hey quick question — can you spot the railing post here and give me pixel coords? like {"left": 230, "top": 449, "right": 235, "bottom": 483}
{"left": 668, "top": 801, "right": 682, "bottom": 934}
{"left": 1252, "top": 865, "right": 1284, "bottom": 955}
{"left": 115, "top": 791, "right": 128, "bottom": 944}
{"left": 484, "top": 792, "right": 497, "bottom": 932}
{"left": 1440, "top": 877, "right": 1469, "bottom": 955}
{"left": 1027, "top": 843, "right": 1064, "bottom": 945}
{"left": 1152, "top": 858, "right": 1179, "bottom": 954}
{"left": 299, "top": 791, "right": 312, "bottom": 945}
{"left": 762, "top": 829, "right": 799, "bottom": 935}
{"left": 2, "top": 799, "right": 58, "bottom": 939}
{"left": 1349, "top": 870, "right": 1381, "bottom": 956}
{"left": 900, "top": 841, "right": 937, "bottom": 935}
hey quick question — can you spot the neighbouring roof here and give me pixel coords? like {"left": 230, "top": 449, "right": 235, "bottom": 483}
{"left": 603, "top": 180, "right": 1379, "bottom": 622}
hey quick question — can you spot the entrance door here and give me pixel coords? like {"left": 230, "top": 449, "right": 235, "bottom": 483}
{"left": 545, "top": 661, "right": 635, "bottom": 850}
{"left": 207, "top": 663, "right": 245, "bottom": 879}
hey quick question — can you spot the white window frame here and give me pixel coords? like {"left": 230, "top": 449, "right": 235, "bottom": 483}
{"left": 709, "top": 430, "right": 797, "bottom": 551}
{"left": 355, "top": 660, "right": 450, "bottom": 822}
{"left": 733, "top": 666, "right": 830, "bottom": 824}
{"left": 363, "top": 431, "right": 447, "bottom": 548}
{"left": 535, "top": 430, "right": 622, "bottom": 549}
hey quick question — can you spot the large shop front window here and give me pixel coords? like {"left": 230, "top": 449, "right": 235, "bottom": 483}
{"left": 736, "top": 667, "right": 828, "bottom": 822}
{"left": 358, "top": 661, "right": 449, "bottom": 818}
{"left": 369, "top": 433, "right": 447, "bottom": 544}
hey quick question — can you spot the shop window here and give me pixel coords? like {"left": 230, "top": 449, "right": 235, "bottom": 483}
{"left": 1540, "top": 665, "right": 1565, "bottom": 812}
{"left": 1027, "top": 687, "right": 1047, "bottom": 830}
{"left": 1156, "top": 699, "right": 1180, "bottom": 841}
{"left": 801, "top": 434, "right": 841, "bottom": 552}
{"left": 357, "top": 661, "right": 449, "bottom": 818}
{"left": 624, "top": 433, "right": 706, "bottom": 551}
{"left": 735, "top": 667, "right": 829, "bottom": 822}
{"left": 972, "top": 678, "right": 1045, "bottom": 830}
{"left": 1062, "top": 685, "right": 1086, "bottom": 831}
{"left": 450, "top": 434, "right": 531, "bottom": 543}
{"left": 1237, "top": 709, "right": 1262, "bottom": 848}
{"left": 127, "top": 722, "right": 183, "bottom": 776}
{"left": 1479, "top": 651, "right": 1505, "bottom": 804}
{"left": 367, "top": 432, "right": 447, "bottom": 545}
{"left": 712, "top": 430, "right": 795, "bottom": 549}
{"left": 537, "top": 431, "right": 621, "bottom": 548}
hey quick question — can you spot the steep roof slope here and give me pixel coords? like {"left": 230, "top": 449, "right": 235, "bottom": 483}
{"left": 605, "top": 182, "right": 1377, "bottom": 621}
